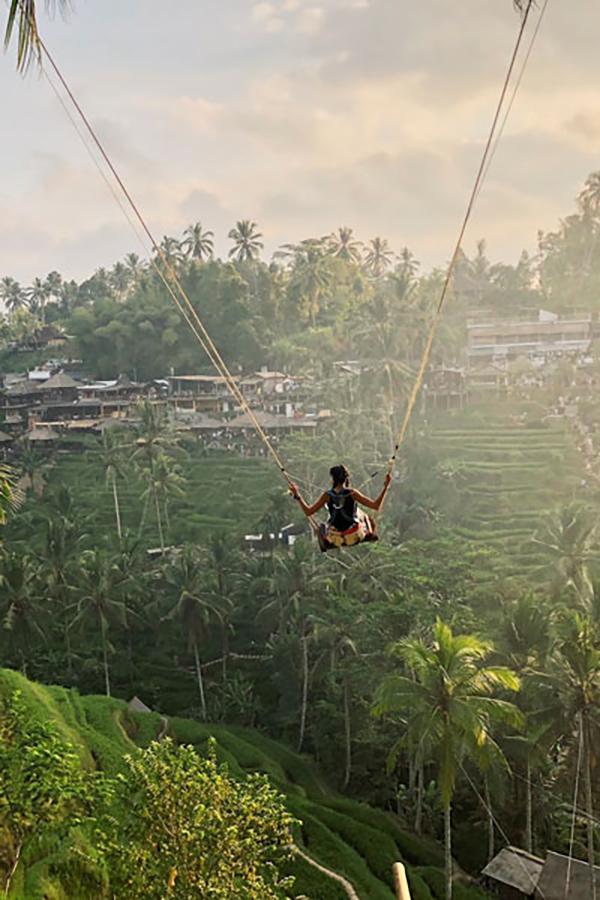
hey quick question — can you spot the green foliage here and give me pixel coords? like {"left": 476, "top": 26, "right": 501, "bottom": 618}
{"left": 0, "top": 691, "right": 94, "bottom": 896}
{"left": 94, "top": 737, "right": 296, "bottom": 899}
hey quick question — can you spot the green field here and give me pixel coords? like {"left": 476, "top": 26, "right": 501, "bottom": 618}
{"left": 0, "top": 668, "right": 488, "bottom": 900}
{"left": 8, "top": 445, "right": 281, "bottom": 549}
{"left": 427, "top": 411, "right": 590, "bottom": 579}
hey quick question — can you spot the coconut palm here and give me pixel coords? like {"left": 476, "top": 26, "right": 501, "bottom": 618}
{"left": 110, "top": 261, "right": 131, "bottom": 300}
{"left": 0, "top": 465, "right": 19, "bottom": 525}
{"left": 364, "top": 237, "right": 394, "bottom": 278}
{"left": 164, "top": 547, "right": 224, "bottom": 721}
{"left": 124, "top": 252, "right": 144, "bottom": 280}
{"left": 0, "top": 277, "right": 26, "bottom": 313}
{"left": 68, "top": 550, "right": 131, "bottom": 697}
{"left": 25, "top": 276, "right": 51, "bottom": 323}
{"left": 156, "top": 235, "right": 185, "bottom": 269}
{"left": 285, "top": 239, "right": 334, "bottom": 326}
{"left": 374, "top": 620, "right": 522, "bottom": 900}
{"left": 183, "top": 222, "right": 214, "bottom": 262}
{"left": 100, "top": 429, "right": 129, "bottom": 542}
{"left": 0, "top": 551, "right": 44, "bottom": 672}
{"left": 228, "top": 220, "right": 263, "bottom": 262}
{"left": 532, "top": 503, "right": 600, "bottom": 608}
{"left": 328, "top": 226, "right": 362, "bottom": 264}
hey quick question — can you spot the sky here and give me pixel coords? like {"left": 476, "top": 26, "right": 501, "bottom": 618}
{"left": 2, "top": 0, "right": 600, "bottom": 283}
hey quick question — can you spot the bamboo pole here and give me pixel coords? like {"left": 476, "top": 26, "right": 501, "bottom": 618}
{"left": 393, "top": 863, "right": 412, "bottom": 900}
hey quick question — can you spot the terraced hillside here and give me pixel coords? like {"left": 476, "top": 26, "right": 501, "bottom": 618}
{"left": 428, "top": 416, "right": 586, "bottom": 578}
{"left": 0, "top": 669, "right": 488, "bottom": 900}
{"left": 6, "top": 449, "right": 278, "bottom": 548}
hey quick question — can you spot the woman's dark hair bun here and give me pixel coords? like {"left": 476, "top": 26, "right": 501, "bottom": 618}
{"left": 330, "top": 464, "right": 350, "bottom": 487}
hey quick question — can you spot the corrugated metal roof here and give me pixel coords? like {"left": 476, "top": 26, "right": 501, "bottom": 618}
{"left": 482, "top": 846, "right": 543, "bottom": 895}
{"left": 536, "top": 851, "right": 600, "bottom": 900}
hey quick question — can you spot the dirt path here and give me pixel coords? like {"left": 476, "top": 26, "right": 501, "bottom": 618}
{"left": 293, "top": 844, "right": 360, "bottom": 900}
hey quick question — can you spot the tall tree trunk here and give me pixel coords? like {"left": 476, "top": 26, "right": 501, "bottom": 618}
{"left": 4, "top": 841, "right": 22, "bottom": 897}
{"left": 342, "top": 673, "right": 352, "bottom": 790}
{"left": 415, "top": 761, "right": 424, "bottom": 835}
{"left": 111, "top": 472, "right": 122, "bottom": 542}
{"left": 584, "top": 719, "right": 597, "bottom": 900}
{"left": 525, "top": 758, "right": 533, "bottom": 854}
{"left": 297, "top": 628, "right": 309, "bottom": 752}
{"left": 154, "top": 489, "right": 165, "bottom": 554}
{"left": 484, "top": 776, "right": 494, "bottom": 862}
{"left": 138, "top": 491, "right": 150, "bottom": 538}
{"left": 444, "top": 801, "right": 453, "bottom": 900}
{"left": 193, "top": 639, "right": 207, "bottom": 722}
{"left": 222, "top": 623, "right": 229, "bottom": 683}
{"left": 101, "top": 626, "right": 111, "bottom": 697}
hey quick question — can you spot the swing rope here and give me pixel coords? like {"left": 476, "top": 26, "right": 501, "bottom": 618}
{"left": 19, "top": 0, "right": 543, "bottom": 528}
{"left": 379, "top": 0, "right": 541, "bottom": 507}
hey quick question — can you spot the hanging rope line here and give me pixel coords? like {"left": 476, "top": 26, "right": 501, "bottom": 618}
{"left": 477, "top": 0, "right": 550, "bottom": 201}
{"left": 20, "top": 0, "right": 543, "bottom": 526}
{"left": 382, "top": 0, "right": 540, "bottom": 492}
{"left": 565, "top": 713, "right": 585, "bottom": 900}
{"left": 460, "top": 762, "right": 549, "bottom": 900}
{"left": 28, "top": 20, "right": 294, "bottom": 488}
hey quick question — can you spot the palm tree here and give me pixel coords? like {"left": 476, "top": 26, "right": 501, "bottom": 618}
{"left": 68, "top": 550, "right": 131, "bottom": 697}
{"left": 374, "top": 620, "right": 522, "bottom": 900}
{"left": 312, "top": 605, "right": 360, "bottom": 789}
{"left": 25, "top": 276, "right": 50, "bottom": 322}
{"left": 164, "top": 548, "right": 224, "bottom": 721}
{"left": 182, "top": 222, "right": 214, "bottom": 262}
{"left": 285, "top": 239, "right": 334, "bottom": 326}
{"left": 110, "top": 261, "right": 131, "bottom": 300}
{"left": 364, "top": 237, "right": 394, "bottom": 279}
{"left": 0, "top": 465, "right": 19, "bottom": 525}
{"left": 124, "top": 252, "right": 144, "bottom": 280}
{"left": 0, "top": 277, "right": 26, "bottom": 313}
{"left": 532, "top": 503, "right": 599, "bottom": 608}
{"left": 554, "top": 611, "right": 600, "bottom": 899}
{"left": 228, "top": 220, "right": 263, "bottom": 262}
{"left": 0, "top": 551, "right": 44, "bottom": 672}
{"left": 143, "top": 452, "right": 186, "bottom": 550}
{"left": 133, "top": 400, "right": 181, "bottom": 540}
{"left": 156, "top": 235, "right": 184, "bottom": 268}
{"left": 100, "top": 429, "right": 128, "bottom": 542}
{"left": 43, "top": 270, "right": 63, "bottom": 304}
{"left": 328, "top": 226, "right": 362, "bottom": 264}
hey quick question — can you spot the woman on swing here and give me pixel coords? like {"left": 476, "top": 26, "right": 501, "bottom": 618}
{"left": 289, "top": 464, "right": 392, "bottom": 552}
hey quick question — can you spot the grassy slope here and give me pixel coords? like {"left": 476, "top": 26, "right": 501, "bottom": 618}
{"left": 0, "top": 669, "right": 489, "bottom": 900}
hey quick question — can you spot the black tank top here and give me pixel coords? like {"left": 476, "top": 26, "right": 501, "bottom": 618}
{"left": 327, "top": 488, "right": 357, "bottom": 531}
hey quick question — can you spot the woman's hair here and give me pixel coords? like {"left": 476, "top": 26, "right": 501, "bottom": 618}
{"left": 330, "top": 464, "right": 350, "bottom": 488}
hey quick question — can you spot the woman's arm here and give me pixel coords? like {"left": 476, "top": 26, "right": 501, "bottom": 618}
{"left": 289, "top": 483, "right": 328, "bottom": 517}
{"left": 351, "top": 473, "right": 392, "bottom": 511}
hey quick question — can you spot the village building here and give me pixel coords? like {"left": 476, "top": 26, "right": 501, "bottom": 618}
{"left": 424, "top": 367, "right": 467, "bottom": 410}
{"left": 167, "top": 375, "right": 239, "bottom": 414}
{"left": 467, "top": 311, "right": 593, "bottom": 364}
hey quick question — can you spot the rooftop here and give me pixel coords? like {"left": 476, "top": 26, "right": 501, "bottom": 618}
{"left": 482, "top": 846, "right": 543, "bottom": 895}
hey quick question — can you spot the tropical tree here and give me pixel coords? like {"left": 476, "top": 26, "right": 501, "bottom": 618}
{"left": 0, "top": 466, "right": 19, "bottom": 526}
{"left": 100, "top": 429, "right": 129, "bottom": 542}
{"left": 25, "top": 276, "right": 50, "bottom": 322}
{"left": 554, "top": 611, "right": 600, "bottom": 899}
{"left": 0, "top": 552, "right": 44, "bottom": 672}
{"left": 124, "top": 252, "right": 144, "bottom": 281}
{"left": 183, "top": 222, "right": 215, "bottom": 261}
{"left": 364, "top": 237, "right": 394, "bottom": 278}
{"left": 532, "top": 503, "right": 599, "bottom": 608}
{"left": 164, "top": 548, "right": 224, "bottom": 720}
{"left": 110, "top": 261, "right": 131, "bottom": 300}
{"left": 156, "top": 235, "right": 184, "bottom": 268}
{"left": 0, "top": 277, "right": 26, "bottom": 313}
{"left": 68, "top": 550, "right": 131, "bottom": 697}
{"left": 374, "top": 620, "right": 522, "bottom": 900}
{"left": 285, "top": 239, "right": 334, "bottom": 326}
{"left": 328, "top": 226, "right": 362, "bottom": 264}
{"left": 228, "top": 220, "right": 263, "bottom": 262}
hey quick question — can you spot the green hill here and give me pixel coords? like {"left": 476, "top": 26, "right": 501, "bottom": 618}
{"left": 0, "top": 668, "right": 488, "bottom": 900}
